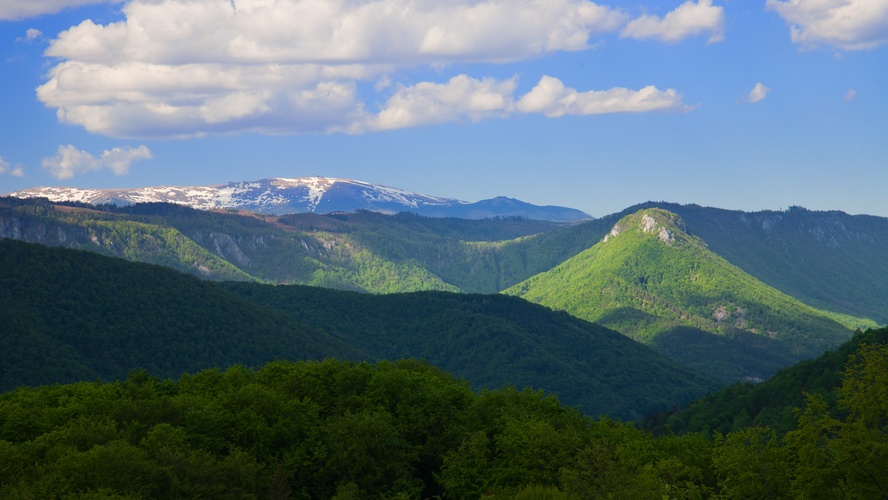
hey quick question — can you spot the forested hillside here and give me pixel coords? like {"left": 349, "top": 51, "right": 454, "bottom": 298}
{"left": 0, "top": 238, "right": 717, "bottom": 419}
{"left": 223, "top": 282, "right": 719, "bottom": 418}
{"left": 635, "top": 202, "right": 888, "bottom": 323}
{"left": 648, "top": 326, "right": 888, "bottom": 436}
{"left": 2, "top": 338, "right": 886, "bottom": 498}
{"left": 0, "top": 238, "right": 359, "bottom": 388}
{"left": 506, "top": 209, "right": 866, "bottom": 382}
{"left": 1, "top": 197, "right": 594, "bottom": 293}
{"left": 5, "top": 197, "right": 886, "bottom": 328}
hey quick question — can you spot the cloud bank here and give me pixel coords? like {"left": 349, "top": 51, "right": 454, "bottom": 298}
{"left": 41, "top": 144, "right": 152, "bottom": 179}
{"left": 35, "top": 0, "right": 703, "bottom": 138}
{"left": 766, "top": 0, "right": 888, "bottom": 50}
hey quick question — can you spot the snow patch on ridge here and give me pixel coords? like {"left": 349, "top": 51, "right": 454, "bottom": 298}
{"left": 6, "top": 176, "right": 591, "bottom": 221}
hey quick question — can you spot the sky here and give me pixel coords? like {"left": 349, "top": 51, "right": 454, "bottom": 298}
{"left": 1, "top": 0, "right": 886, "bottom": 218}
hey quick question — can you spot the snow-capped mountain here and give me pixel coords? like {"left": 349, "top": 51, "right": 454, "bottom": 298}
{"left": 6, "top": 177, "right": 591, "bottom": 221}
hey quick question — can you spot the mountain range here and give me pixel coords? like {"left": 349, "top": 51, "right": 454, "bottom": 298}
{"left": 2, "top": 193, "right": 886, "bottom": 382}
{"left": 6, "top": 176, "right": 592, "bottom": 221}
{"left": 4, "top": 175, "right": 888, "bottom": 382}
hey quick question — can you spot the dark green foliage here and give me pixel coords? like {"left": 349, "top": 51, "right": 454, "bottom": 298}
{"left": 0, "top": 238, "right": 360, "bottom": 390}
{"left": 0, "top": 237, "right": 717, "bottom": 420}
{"left": 2, "top": 332, "right": 887, "bottom": 498}
{"left": 223, "top": 281, "right": 720, "bottom": 420}
{"left": 650, "top": 327, "right": 800, "bottom": 383}
{"left": 0, "top": 361, "right": 732, "bottom": 499}
{"left": 648, "top": 327, "right": 888, "bottom": 436}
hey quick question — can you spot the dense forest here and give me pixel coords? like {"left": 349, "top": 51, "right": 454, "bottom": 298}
{"left": 1, "top": 330, "right": 886, "bottom": 498}
{"left": 0, "top": 237, "right": 717, "bottom": 419}
{"left": 648, "top": 326, "right": 888, "bottom": 436}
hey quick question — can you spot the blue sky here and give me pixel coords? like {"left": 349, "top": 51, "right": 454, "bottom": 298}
{"left": 1, "top": 0, "right": 886, "bottom": 217}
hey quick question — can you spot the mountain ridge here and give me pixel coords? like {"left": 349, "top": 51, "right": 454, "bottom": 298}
{"left": 7, "top": 176, "right": 592, "bottom": 221}
{"left": 505, "top": 208, "right": 862, "bottom": 381}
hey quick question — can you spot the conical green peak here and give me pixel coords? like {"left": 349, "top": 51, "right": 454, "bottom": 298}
{"left": 603, "top": 208, "right": 689, "bottom": 246}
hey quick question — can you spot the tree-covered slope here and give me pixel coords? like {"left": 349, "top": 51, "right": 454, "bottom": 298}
{"left": 0, "top": 198, "right": 252, "bottom": 282}
{"left": 2, "top": 197, "right": 591, "bottom": 293}
{"left": 0, "top": 238, "right": 365, "bottom": 390}
{"left": 633, "top": 202, "right": 888, "bottom": 324}
{"left": 0, "top": 238, "right": 718, "bottom": 420}
{"left": 647, "top": 326, "right": 888, "bottom": 436}
{"left": 505, "top": 208, "right": 863, "bottom": 382}
{"left": 224, "top": 282, "right": 720, "bottom": 419}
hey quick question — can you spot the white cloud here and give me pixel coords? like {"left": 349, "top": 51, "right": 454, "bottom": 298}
{"left": 517, "top": 75, "right": 691, "bottom": 116}
{"left": 747, "top": 82, "right": 770, "bottom": 103}
{"left": 371, "top": 75, "right": 516, "bottom": 130}
{"left": 844, "top": 88, "right": 857, "bottom": 101}
{"left": 766, "top": 0, "right": 888, "bottom": 50}
{"left": 45, "top": 0, "right": 628, "bottom": 65}
{"left": 0, "top": 157, "right": 25, "bottom": 177}
{"left": 26, "top": 29, "right": 43, "bottom": 41}
{"left": 41, "top": 145, "right": 152, "bottom": 179}
{"left": 38, "top": 0, "right": 635, "bottom": 138}
{"left": 0, "top": 156, "right": 25, "bottom": 177}
{"left": 36, "top": 0, "right": 699, "bottom": 138}
{"left": 0, "top": 0, "right": 123, "bottom": 21}
{"left": 364, "top": 74, "right": 690, "bottom": 129}
{"left": 621, "top": 0, "right": 725, "bottom": 43}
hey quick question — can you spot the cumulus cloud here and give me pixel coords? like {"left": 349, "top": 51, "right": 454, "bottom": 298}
{"left": 41, "top": 145, "right": 152, "bottom": 179}
{"left": 747, "top": 82, "right": 770, "bottom": 103}
{"left": 621, "top": 0, "right": 725, "bottom": 43}
{"left": 766, "top": 0, "right": 888, "bottom": 50}
{"left": 0, "top": 156, "right": 25, "bottom": 177}
{"left": 0, "top": 0, "right": 123, "bottom": 21}
{"left": 517, "top": 75, "right": 690, "bottom": 116}
{"left": 35, "top": 0, "right": 700, "bottom": 138}
{"left": 363, "top": 74, "right": 690, "bottom": 130}
{"left": 45, "top": 0, "right": 627, "bottom": 65}
{"left": 371, "top": 75, "right": 517, "bottom": 130}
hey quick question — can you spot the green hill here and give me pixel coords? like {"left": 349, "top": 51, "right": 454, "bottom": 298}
{"left": 505, "top": 208, "right": 862, "bottom": 382}
{"left": 631, "top": 202, "right": 888, "bottom": 324}
{"left": 0, "top": 237, "right": 719, "bottom": 420}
